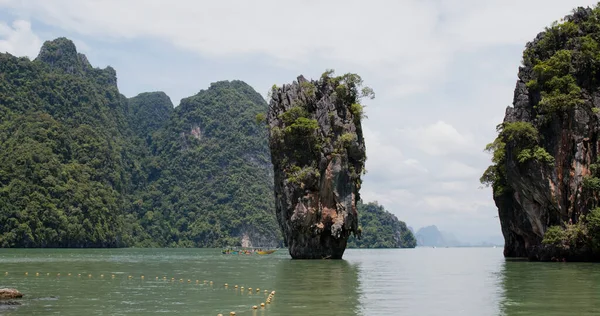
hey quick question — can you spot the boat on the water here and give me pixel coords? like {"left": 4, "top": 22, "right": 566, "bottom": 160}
{"left": 256, "top": 249, "right": 277, "bottom": 255}
{"left": 221, "top": 247, "right": 277, "bottom": 255}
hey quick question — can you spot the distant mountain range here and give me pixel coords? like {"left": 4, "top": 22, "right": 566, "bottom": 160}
{"left": 414, "top": 225, "right": 504, "bottom": 247}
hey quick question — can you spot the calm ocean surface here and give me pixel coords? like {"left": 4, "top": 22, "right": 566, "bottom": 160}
{"left": 1, "top": 247, "right": 599, "bottom": 315}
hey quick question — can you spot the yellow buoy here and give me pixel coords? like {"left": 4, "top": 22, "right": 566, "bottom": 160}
{"left": 264, "top": 290, "right": 267, "bottom": 293}
{"left": 4, "top": 272, "right": 7, "bottom": 275}
{"left": 128, "top": 275, "right": 132, "bottom": 279}
{"left": 234, "top": 285, "right": 238, "bottom": 288}
{"left": 163, "top": 277, "right": 167, "bottom": 280}
{"left": 36, "top": 272, "right": 39, "bottom": 276}
{"left": 210, "top": 281, "right": 213, "bottom": 284}
{"left": 248, "top": 288, "right": 252, "bottom": 292}
{"left": 271, "top": 291, "right": 276, "bottom": 295}
{"left": 260, "top": 303, "right": 265, "bottom": 307}
{"left": 218, "top": 314, "right": 223, "bottom": 316}
{"left": 101, "top": 274, "right": 104, "bottom": 278}
{"left": 230, "top": 312, "right": 236, "bottom": 316}
{"left": 224, "top": 283, "right": 228, "bottom": 287}
{"left": 112, "top": 274, "right": 115, "bottom": 278}
{"left": 78, "top": 274, "right": 81, "bottom": 277}
{"left": 241, "top": 286, "right": 244, "bottom": 290}
{"left": 196, "top": 280, "right": 199, "bottom": 284}
{"left": 141, "top": 276, "right": 145, "bottom": 280}
{"left": 25, "top": 272, "right": 28, "bottom": 276}
{"left": 88, "top": 274, "right": 92, "bottom": 278}
{"left": 68, "top": 273, "right": 71, "bottom": 276}
{"left": 46, "top": 273, "right": 50, "bottom": 276}
{"left": 252, "top": 305, "right": 257, "bottom": 309}
{"left": 187, "top": 279, "right": 191, "bottom": 283}
{"left": 256, "top": 288, "right": 260, "bottom": 292}
{"left": 57, "top": 273, "right": 60, "bottom": 277}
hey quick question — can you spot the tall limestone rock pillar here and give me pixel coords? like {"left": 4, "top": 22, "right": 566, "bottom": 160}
{"left": 266, "top": 71, "right": 372, "bottom": 259}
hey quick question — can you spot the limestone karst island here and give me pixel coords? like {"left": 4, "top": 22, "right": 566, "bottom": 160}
{"left": 482, "top": 5, "right": 600, "bottom": 262}
{"left": 3, "top": 1, "right": 600, "bottom": 315}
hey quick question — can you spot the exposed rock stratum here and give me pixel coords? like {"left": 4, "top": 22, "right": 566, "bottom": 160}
{"left": 267, "top": 71, "right": 372, "bottom": 259}
{"left": 483, "top": 5, "right": 600, "bottom": 261}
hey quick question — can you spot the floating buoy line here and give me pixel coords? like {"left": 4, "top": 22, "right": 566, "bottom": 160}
{"left": 3, "top": 271, "right": 277, "bottom": 315}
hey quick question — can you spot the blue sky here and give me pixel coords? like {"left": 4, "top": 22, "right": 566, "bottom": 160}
{"left": 1, "top": 0, "right": 597, "bottom": 243}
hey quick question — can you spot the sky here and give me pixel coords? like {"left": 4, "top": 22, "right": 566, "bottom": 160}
{"left": 0, "top": 0, "right": 598, "bottom": 244}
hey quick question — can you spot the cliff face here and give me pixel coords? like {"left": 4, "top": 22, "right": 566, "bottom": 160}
{"left": 483, "top": 6, "right": 600, "bottom": 261}
{"left": 267, "top": 71, "right": 371, "bottom": 259}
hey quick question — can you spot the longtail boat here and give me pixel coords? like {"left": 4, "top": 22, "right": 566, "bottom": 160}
{"left": 256, "top": 249, "right": 277, "bottom": 255}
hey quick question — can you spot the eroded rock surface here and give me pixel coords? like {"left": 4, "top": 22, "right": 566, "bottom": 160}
{"left": 267, "top": 72, "right": 371, "bottom": 259}
{"left": 483, "top": 5, "right": 600, "bottom": 261}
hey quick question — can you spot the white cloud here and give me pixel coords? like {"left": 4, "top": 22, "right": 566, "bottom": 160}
{"left": 363, "top": 126, "right": 428, "bottom": 182}
{"left": 437, "top": 161, "right": 481, "bottom": 180}
{"left": 397, "top": 121, "right": 474, "bottom": 156}
{"left": 440, "top": 0, "right": 595, "bottom": 49}
{"left": 0, "top": 20, "right": 41, "bottom": 58}
{"left": 0, "top": 0, "right": 596, "bottom": 243}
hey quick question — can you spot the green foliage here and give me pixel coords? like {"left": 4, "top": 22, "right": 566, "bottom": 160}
{"left": 583, "top": 157, "right": 600, "bottom": 191}
{"left": 273, "top": 103, "right": 321, "bottom": 173}
{"left": 255, "top": 113, "right": 266, "bottom": 125}
{"left": 286, "top": 165, "right": 320, "bottom": 186}
{"left": 300, "top": 81, "right": 316, "bottom": 96}
{"left": 500, "top": 121, "right": 539, "bottom": 144}
{"left": 542, "top": 207, "right": 600, "bottom": 253}
{"left": 339, "top": 132, "right": 357, "bottom": 147}
{"left": 349, "top": 103, "right": 366, "bottom": 121}
{"left": 347, "top": 201, "right": 416, "bottom": 248}
{"left": 583, "top": 176, "right": 600, "bottom": 190}
{"left": 0, "top": 40, "right": 132, "bottom": 247}
{"left": 144, "top": 80, "right": 281, "bottom": 247}
{"left": 586, "top": 208, "right": 600, "bottom": 250}
{"left": 481, "top": 121, "right": 553, "bottom": 197}
{"left": 128, "top": 92, "right": 173, "bottom": 138}
{"left": 542, "top": 220, "right": 588, "bottom": 250}
{"left": 269, "top": 69, "right": 371, "bottom": 200}
{"left": 527, "top": 50, "right": 583, "bottom": 112}
{"left": 517, "top": 146, "right": 555, "bottom": 164}
{"left": 0, "top": 38, "right": 281, "bottom": 248}
{"left": 280, "top": 106, "right": 309, "bottom": 125}
{"left": 542, "top": 225, "right": 569, "bottom": 246}
{"left": 320, "top": 69, "right": 374, "bottom": 122}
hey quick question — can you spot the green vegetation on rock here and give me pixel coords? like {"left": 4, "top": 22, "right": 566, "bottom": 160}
{"left": 130, "top": 80, "right": 281, "bottom": 248}
{"left": 481, "top": 121, "right": 553, "bottom": 197}
{"left": 484, "top": 4, "right": 600, "bottom": 260}
{"left": 347, "top": 202, "right": 416, "bottom": 248}
{"left": 542, "top": 208, "right": 600, "bottom": 259}
{"left": 0, "top": 38, "right": 280, "bottom": 248}
{"left": 0, "top": 39, "right": 410, "bottom": 250}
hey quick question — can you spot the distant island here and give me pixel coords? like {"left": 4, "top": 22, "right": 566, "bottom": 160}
{"left": 414, "top": 225, "right": 503, "bottom": 248}
{"left": 347, "top": 202, "right": 416, "bottom": 249}
{"left": 0, "top": 37, "right": 414, "bottom": 250}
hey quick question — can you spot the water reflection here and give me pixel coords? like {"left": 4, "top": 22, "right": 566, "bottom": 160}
{"left": 269, "top": 259, "right": 361, "bottom": 316}
{"left": 498, "top": 259, "right": 600, "bottom": 316}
